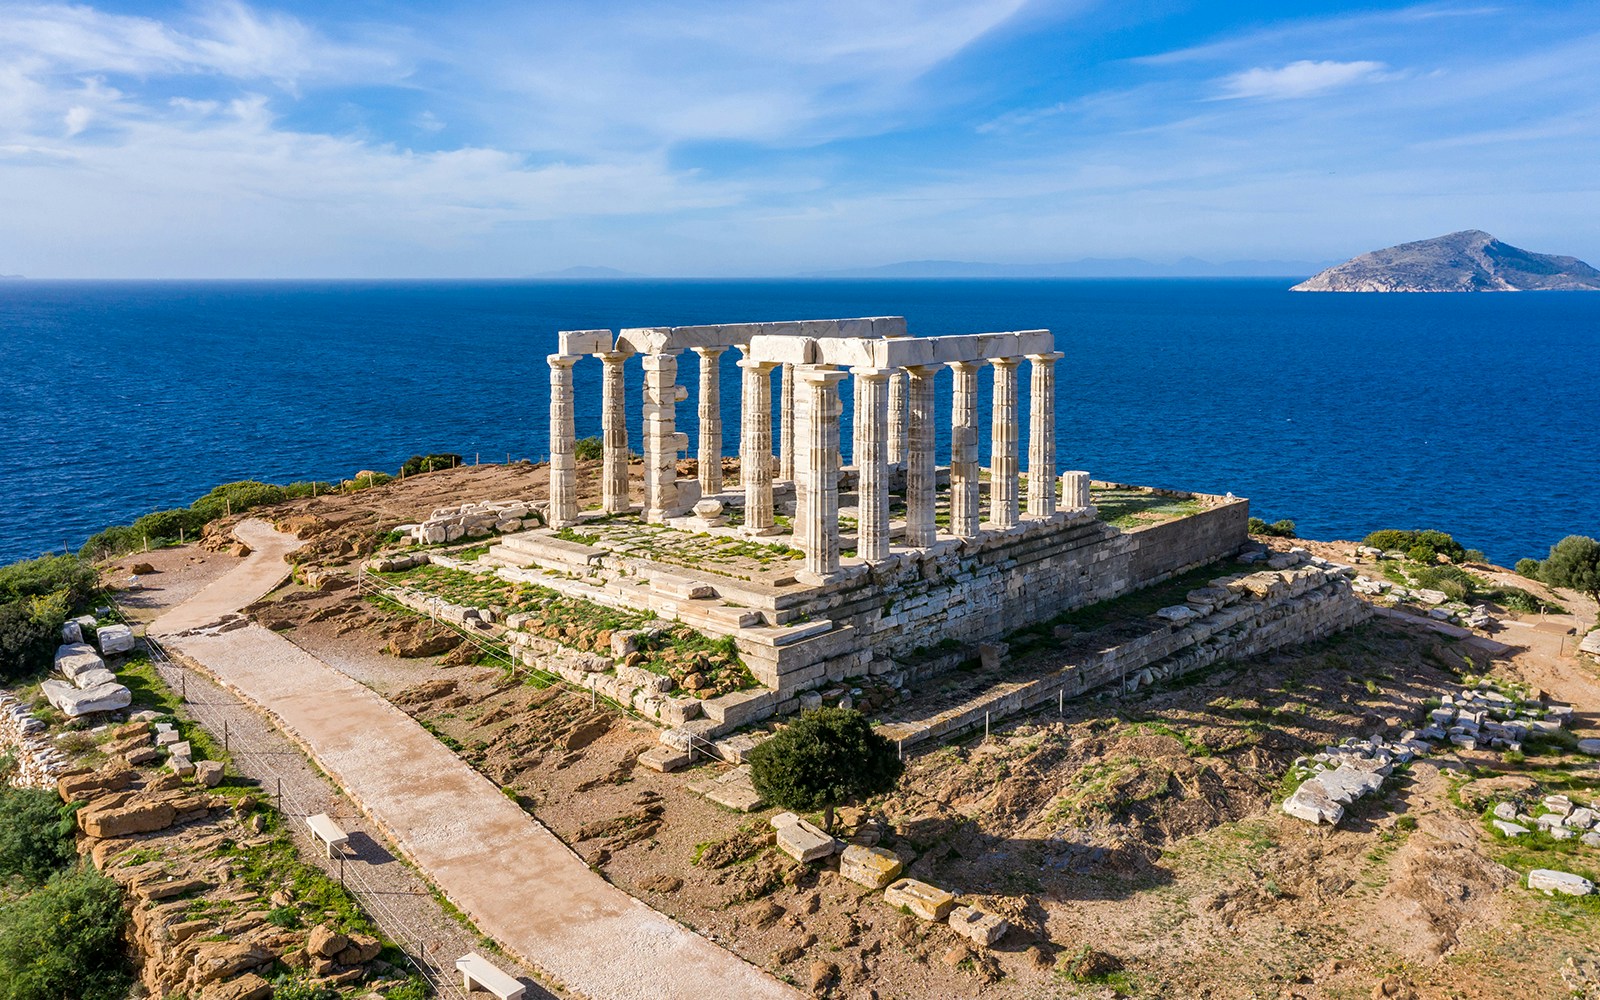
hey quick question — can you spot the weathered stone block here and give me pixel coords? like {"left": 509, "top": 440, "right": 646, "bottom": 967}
{"left": 95, "top": 623, "right": 135, "bottom": 655}
{"left": 948, "top": 905, "right": 1008, "bottom": 946}
{"left": 771, "top": 812, "right": 840, "bottom": 863}
{"left": 883, "top": 878, "right": 955, "bottom": 921}
{"left": 839, "top": 843, "right": 903, "bottom": 889}
{"left": 41, "top": 679, "right": 131, "bottom": 717}
{"left": 54, "top": 642, "right": 105, "bottom": 680}
{"left": 638, "top": 744, "right": 692, "bottom": 773}
{"left": 1528, "top": 869, "right": 1594, "bottom": 895}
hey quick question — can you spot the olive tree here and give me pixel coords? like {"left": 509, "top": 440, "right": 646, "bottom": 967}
{"left": 1539, "top": 535, "right": 1600, "bottom": 607}
{"left": 747, "top": 707, "right": 903, "bottom": 832}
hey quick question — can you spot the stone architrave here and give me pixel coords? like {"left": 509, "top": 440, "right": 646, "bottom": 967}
{"left": 1026, "top": 352, "right": 1062, "bottom": 518}
{"left": 641, "top": 352, "right": 686, "bottom": 523}
{"left": 887, "top": 370, "right": 908, "bottom": 467}
{"left": 852, "top": 367, "right": 893, "bottom": 561}
{"left": 988, "top": 357, "right": 1021, "bottom": 528}
{"left": 547, "top": 354, "right": 581, "bottom": 527}
{"left": 778, "top": 362, "right": 796, "bottom": 482}
{"left": 903, "top": 365, "right": 940, "bottom": 547}
{"left": 797, "top": 366, "right": 849, "bottom": 581}
{"left": 739, "top": 359, "right": 780, "bottom": 536}
{"left": 596, "top": 351, "right": 631, "bottom": 514}
{"left": 694, "top": 347, "right": 724, "bottom": 496}
{"left": 948, "top": 360, "right": 983, "bottom": 539}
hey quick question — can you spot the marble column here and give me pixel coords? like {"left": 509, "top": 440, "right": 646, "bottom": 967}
{"left": 798, "top": 366, "right": 848, "bottom": 580}
{"left": 1026, "top": 351, "right": 1063, "bottom": 518}
{"left": 989, "top": 357, "right": 1021, "bottom": 528}
{"left": 694, "top": 346, "right": 724, "bottom": 496}
{"left": 547, "top": 354, "right": 581, "bottom": 527}
{"left": 778, "top": 363, "right": 796, "bottom": 482}
{"left": 948, "top": 360, "right": 983, "bottom": 539}
{"left": 642, "top": 352, "right": 686, "bottom": 523}
{"left": 852, "top": 367, "right": 892, "bottom": 562}
{"left": 903, "top": 364, "right": 941, "bottom": 547}
{"left": 597, "top": 351, "right": 631, "bottom": 515}
{"left": 887, "top": 370, "right": 908, "bottom": 467}
{"left": 739, "top": 359, "right": 780, "bottom": 535}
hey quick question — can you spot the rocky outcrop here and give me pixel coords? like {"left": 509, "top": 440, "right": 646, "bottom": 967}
{"left": 0, "top": 690, "right": 67, "bottom": 787}
{"left": 1293, "top": 230, "right": 1600, "bottom": 292}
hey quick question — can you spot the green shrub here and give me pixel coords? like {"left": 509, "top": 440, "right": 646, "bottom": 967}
{"left": 574, "top": 436, "right": 604, "bottom": 461}
{"left": 269, "top": 974, "right": 339, "bottom": 1000}
{"left": 0, "top": 867, "right": 130, "bottom": 1000}
{"left": 265, "top": 905, "right": 301, "bottom": 929}
{"left": 1363, "top": 529, "right": 1466, "bottom": 562}
{"left": 0, "top": 787, "right": 78, "bottom": 885}
{"left": 1247, "top": 517, "right": 1296, "bottom": 538}
{"left": 747, "top": 707, "right": 903, "bottom": 832}
{"left": 0, "top": 603, "right": 61, "bottom": 684}
{"left": 400, "top": 454, "right": 461, "bottom": 476}
{"left": 1407, "top": 543, "right": 1438, "bottom": 564}
{"left": 1536, "top": 535, "right": 1600, "bottom": 605}
{"left": 1491, "top": 586, "right": 1565, "bottom": 615}
{"left": 382, "top": 980, "right": 428, "bottom": 1000}
{"left": 0, "top": 554, "right": 98, "bottom": 608}
{"left": 1462, "top": 549, "right": 1486, "bottom": 563}
{"left": 131, "top": 508, "right": 209, "bottom": 542}
{"left": 78, "top": 526, "right": 143, "bottom": 560}
{"left": 190, "top": 481, "right": 289, "bottom": 521}
{"left": 1514, "top": 558, "right": 1542, "bottom": 580}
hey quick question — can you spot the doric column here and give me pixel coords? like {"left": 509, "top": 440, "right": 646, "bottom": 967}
{"left": 887, "top": 370, "right": 908, "bottom": 467}
{"left": 988, "top": 357, "right": 1021, "bottom": 528}
{"left": 1062, "top": 470, "right": 1091, "bottom": 511}
{"left": 903, "top": 364, "right": 940, "bottom": 547}
{"left": 852, "top": 367, "right": 892, "bottom": 562}
{"left": 1026, "top": 352, "right": 1063, "bottom": 518}
{"left": 694, "top": 346, "right": 724, "bottom": 496}
{"left": 641, "top": 351, "right": 686, "bottom": 523}
{"left": 778, "top": 363, "right": 796, "bottom": 482}
{"left": 596, "top": 351, "right": 631, "bottom": 515}
{"left": 547, "top": 354, "right": 581, "bottom": 527}
{"left": 948, "top": 360, "right": 982, "bottom": 539}
{"left": 739, "top": 358, "right": 780, "bottom": 535}
{"left": 798, "top": 366, "right": 848, "bottom": 580}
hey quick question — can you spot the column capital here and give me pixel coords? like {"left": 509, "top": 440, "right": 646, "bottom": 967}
{"left": 737, "top": 357, "right": 780, "bottom": 372}
{"left": 691, "top": 345, "right": 727, "bottom": 358}
{"left": 987, "top": 355, "right": 1023, "bottom": 369}
{"left": 904, "top": 363, "right": 942, "bottom": 379}
{"left": 946, "top": 359, "right": 985, "bottom": 373}
{"left": 1025, "top": 351, "right": 1065, "bottom": 363}
{"left": 547, "top": 353, "right": 582, "bottom": 367}
{"left": 593, "top": 349, "right": 633, "bottom": 363}
{"left": 797, "top": 366, "right": 849, "bottom": 386}
{"left": 848, "top": 366, "right": 895, "bottom": 380}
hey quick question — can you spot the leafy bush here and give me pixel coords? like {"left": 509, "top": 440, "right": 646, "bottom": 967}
{"left": 131, "top": 508, "right": 209, "bottom": 542}
{"left": 1247, "top": 517, "right": 1296, "bottom": 538}
{"left": 77, "top": 526, "right": 143, "bottom": 561}
{"left": 1514, "top": 558, "right": 1542, "bottom": 580}
{"left": 0, "top": 603, "right": 62, "bottom": 684}
{"left": 0, "top": 867, "right": 130, "bottom": 1000}
{"left": 574, "top": 436, "right": 604, "bottom": 461}
{"left": 1491, "top": 586, "right": 1565, "bottom": 615}
{"left": 400, "top": 454, "right": 461, "bottom": 476}
{"left": 1462, "top": 549, "right": 1486, "bottom": 563}
{"left": 382, "top": 979, "right": 429, "bottom": 1000}
{"left": 1362, "top": 529, "right": 1466, "bottom": 562}
{"left": 0, "top": 787, "right": 78, "bottom": 885}
{"left": 1407, "top": 543, "right": 1438, "bottom": 564}
{"left": 747, "top": 707, "right": 903, "bottom": 832}
{"left": 1537, "top": 535, "right": 1600, "bottom": 604}
{"left": 190, "top": 480, "right": 290, "bottom": 521}
{"left": 0, "top": 554, "right": 98, "bottom": 608}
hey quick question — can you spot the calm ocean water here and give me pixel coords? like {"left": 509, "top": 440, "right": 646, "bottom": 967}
{"left": 1, "top": 279, "right": 1596, "bottom": 568}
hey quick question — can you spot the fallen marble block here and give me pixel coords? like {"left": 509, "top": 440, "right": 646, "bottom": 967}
{"left": 1528, "top": 869, "right": 1594, "bottom": 896}
{"left": 948, "top": 905, "right": 1008, "bottom": 946}
{"left": 55, "top": 643, "right": 106, "bottom": 681}
{"left": 1577, "top": 738, "right": 1600, "bottom": 756}
{"left": 72, "top": 667, "right": 118, "bottom": 690}
{"left": 41, "top": 679, "right": 132, "bottom": 717}
{"left": 884, "top": 878, "right": 955, "bottom": 921}
{"left": 1492, "top": 820, "right": 1530, "bottom": 837}
{"left": 770, "top": 812, "right": 840, "bottom": 863}
{"left": 95, "top": 624, "right": 135, "bottom": 655}
{"left": 1283, "top": 780, "right": 1344, "bottom": 826}
{"left": 61, "top": 621, "right": 83, "bottom": 644}
{"left": 195, "top": 761, "right": 225, "bottom": 787}
{"left": 839, "top": 844, "right": 904, "bottom": 889}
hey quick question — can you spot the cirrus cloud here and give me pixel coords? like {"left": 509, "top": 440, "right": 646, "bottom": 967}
{"left": 1216, "top": 59, "right": 1394, "bottom": 100}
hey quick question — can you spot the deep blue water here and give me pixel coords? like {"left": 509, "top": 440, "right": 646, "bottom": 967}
{"left": 1, "top": 279, "right": 1596, "bottom": 567}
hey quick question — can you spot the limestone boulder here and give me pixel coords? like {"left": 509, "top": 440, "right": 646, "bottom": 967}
{"left": 308, "top": 924, "right": 348, "bottom": 959}
{"left": 839, "top": 844, "right": 903, "bottom": 889}
{"left": 96, "top": 623, "right": 135, "bottom": 655}
{"left": 884, "top": 878, "right": 955, "bottom": 921}
{"left": 335, "top": 932, "right": 382, "bottom": 965}
{"left": 198, "top": 973, "right": 271, "bottom": 1000}
{"left": 771, "top": 812, "right": 840, "bottom": 864}
{"left": 41, "top": 679, "right": 132, "bottom": 717}
{"left": 1528, "top": 869, "right": 1594, "bottom": 896}
{"left": 948, "top": 905, "right": 1008, "bottom": 946}
{"left": 79, "top": 799, "right": 177, "bottom": 838}
{"left": 195, "top": 761, "right": 225, "bottom": 788}
{"left": 54, "top": 642, "right": 105, "bottom": 680}
{"left": 1282, "top": 780, "right": 1344, "bottom": 826}
{"left": 189, "top": 942, "right": 274, "bottom": 986}
{"left": 72, "top": 667, "right": 118, "bottom": 690}
{"left": 58, "top": 766, "right": 135, "bottom": 802}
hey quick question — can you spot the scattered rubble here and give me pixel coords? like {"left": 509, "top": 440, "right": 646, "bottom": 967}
{"left": 0, "top": 690, "right": 67, "bottom": 787}
{"left": 404, "top": 499, "right": 541, "bottom": 544}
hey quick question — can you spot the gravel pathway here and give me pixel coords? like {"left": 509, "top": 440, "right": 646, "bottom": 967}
{"left": 149, "top": 520, "right": 800, "bottom": 1000}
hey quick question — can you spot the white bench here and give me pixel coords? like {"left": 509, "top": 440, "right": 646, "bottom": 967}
{"left": 457, "top": 953, "right": 525, "bottom": 1000}
{"left": 305, "top": 813, "right": 349, "bottom": 858}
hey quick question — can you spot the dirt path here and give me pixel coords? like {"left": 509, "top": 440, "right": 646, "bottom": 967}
{"left": 149, "top": 520, "right": 800, "bottom": 1000}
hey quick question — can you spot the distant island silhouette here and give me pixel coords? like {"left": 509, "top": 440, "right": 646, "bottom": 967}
{"left": 1293, "top": 231, "right": 1600, "bottom": 292}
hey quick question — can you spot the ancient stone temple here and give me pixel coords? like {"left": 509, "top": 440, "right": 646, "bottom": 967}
{"left": 486, "top": 317, "right": 1253, "bottom": 736}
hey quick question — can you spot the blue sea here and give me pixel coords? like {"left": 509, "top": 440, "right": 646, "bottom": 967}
{"left": 2, "top": 279, "right": 1597, "bottom": 568}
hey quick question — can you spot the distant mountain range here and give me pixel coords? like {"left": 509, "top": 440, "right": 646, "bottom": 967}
{"left": 1292, "top": 231, "right": 1600, "bottom": 292}
{"left": 802, "top": 257, "right": 1329, "bottom": 279}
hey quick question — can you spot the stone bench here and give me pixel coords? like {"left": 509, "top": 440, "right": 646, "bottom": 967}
{"left": 457, "top": 952, "right": 526, "bottom": 999}
{"left": 306, "top": 813, "right": 349, "bottom": 858}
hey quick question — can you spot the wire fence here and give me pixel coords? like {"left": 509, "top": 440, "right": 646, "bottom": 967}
{"left": 103, "top": 594, "right": 474, "bottom": 1000}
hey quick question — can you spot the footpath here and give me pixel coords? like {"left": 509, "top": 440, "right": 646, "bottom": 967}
{"left": 150, "top": 519, "right": 800, "bottom": 1000}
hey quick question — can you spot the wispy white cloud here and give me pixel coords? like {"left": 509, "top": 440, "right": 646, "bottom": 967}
{"left": 1215, "top": 59, "right": 1393, "bottom": 100}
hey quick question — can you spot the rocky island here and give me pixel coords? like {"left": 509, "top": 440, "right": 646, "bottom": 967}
{"left": 1292, "top": 230, "right": 1600, "bottom": 292}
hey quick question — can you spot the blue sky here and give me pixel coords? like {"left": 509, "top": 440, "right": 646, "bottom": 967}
{"left": 1, "top": 0, "right": 1596, "bottom": 277}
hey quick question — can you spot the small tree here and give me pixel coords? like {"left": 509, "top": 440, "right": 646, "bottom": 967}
{"left": 747, "top": 707, "right": 904, "bottom": 832}
{"left": 1539, "top": 535, "right": 1600, "bottom": 607}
